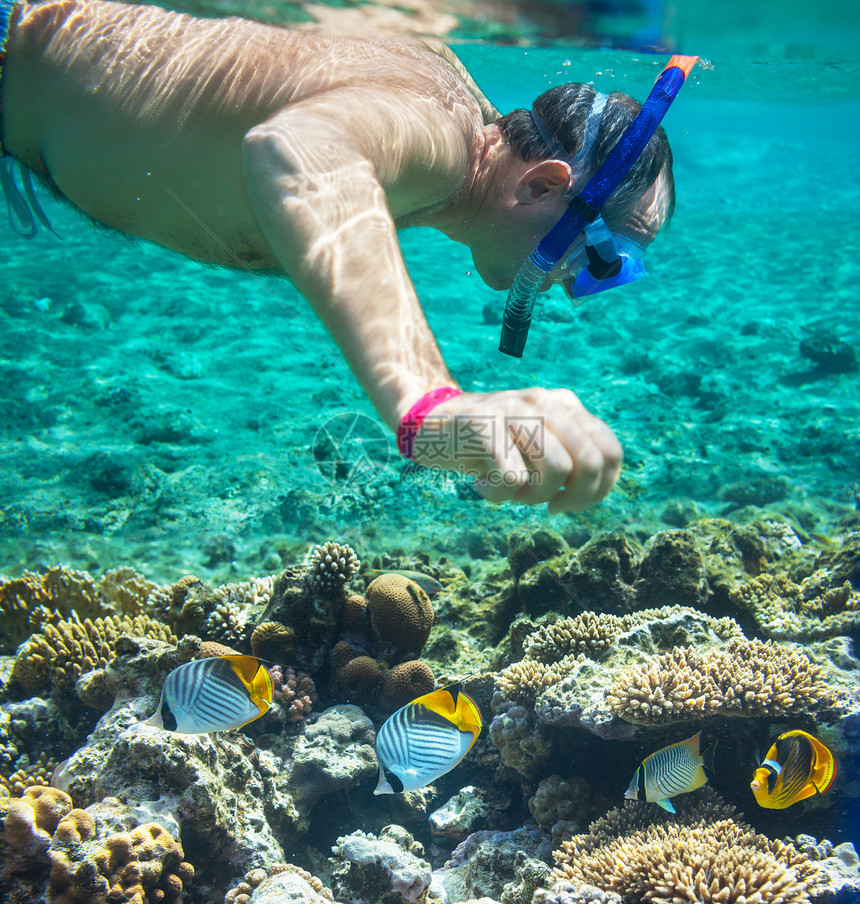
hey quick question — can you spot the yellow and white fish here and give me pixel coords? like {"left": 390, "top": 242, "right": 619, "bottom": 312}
{"left": 374, "top": 684, "right": 482, "bottom": 794}
{"left": 144, "top": 655, "right": 274, "bottom": 734}
{"left": 625, "top": 732, "right": 712, "bottom": 813}
{"left": 751, "top": 729, "right": 838, "bottom": 809}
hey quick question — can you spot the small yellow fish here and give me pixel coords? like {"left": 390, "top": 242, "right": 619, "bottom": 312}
{"left": 751, "top": 730, "right": 838, "bottom": 809}
{"left": 625, "top": 732, "right": 712, "bottom": 813}
{"left": 374, "top": 684, "right": 482, "bottom": 794}
{"left": 144, "top": 655, "right": 273, "bottom": 734}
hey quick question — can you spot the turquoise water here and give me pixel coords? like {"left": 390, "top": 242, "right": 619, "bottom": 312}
{"left": 1, "top": 4, "right": 859, "bottom": 898}
{"left": 1, "top": 42, "right": 858, "bottom": 582}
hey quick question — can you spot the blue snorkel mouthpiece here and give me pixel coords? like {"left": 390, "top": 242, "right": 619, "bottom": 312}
{"left": 499, "top": 55, "right": 698, "bottom": 358}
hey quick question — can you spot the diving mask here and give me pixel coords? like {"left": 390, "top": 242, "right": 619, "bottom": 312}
{"left": 561, "top": 216, "right": 647, "bottom": 303}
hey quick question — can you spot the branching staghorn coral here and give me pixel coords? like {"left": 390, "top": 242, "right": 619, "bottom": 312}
{"left": 549, "top": 790, "right": 825, "bottom": 904}
{"left": 607, "top": 638, "right": 836, "bottom": 725}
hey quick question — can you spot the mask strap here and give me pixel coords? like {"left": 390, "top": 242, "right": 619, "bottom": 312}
{"left": 530, "top": 92, "right": 609, "bottom": 175}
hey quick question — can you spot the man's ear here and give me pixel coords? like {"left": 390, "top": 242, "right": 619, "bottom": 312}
{"left": 514, "top": 160, "right": 571, "bottom": 203}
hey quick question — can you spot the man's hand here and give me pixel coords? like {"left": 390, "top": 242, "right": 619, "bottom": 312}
{"left": 410, "top": 388, "right": 622, "bottom": 513}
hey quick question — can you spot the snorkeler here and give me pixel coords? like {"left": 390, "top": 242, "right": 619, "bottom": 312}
{"left": 0, "top": 0, "right": 688, "bottom": 513}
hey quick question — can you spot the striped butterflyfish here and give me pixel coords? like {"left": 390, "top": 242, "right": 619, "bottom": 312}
{"left": 374, "top": 684, "right": 482, "bottom": 794}
{"left": 625, "top": 732, "right": 712, "bottom": 813}
{"left": 144, "top": 655, "right": 274, "bottom": 734}
{"left": 751, "top": 729, "right": 838, "bottom": 809}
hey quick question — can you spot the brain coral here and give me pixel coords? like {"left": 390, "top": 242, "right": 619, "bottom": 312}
{"left": 607, "top": 638, "right": 836, "bottom": 725}
{"left": 11, "top": 613, "right": 176, "bottom": 699}
{"left": 381, "top": 660, "right": 436, "bottom": 712}
{"left": 366, "top": 574, "right": 434, "bottom": 657}
{"left": 549, "top": 790, "right": 824, "bottom": 904}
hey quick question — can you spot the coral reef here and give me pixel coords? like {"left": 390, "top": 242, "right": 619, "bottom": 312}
{"left": 10, "top": 613, "right": 176, "bottom": 702}
{"left": 0, "top": 566, "right": 160, "bottom": 655}
{"left": 50, "top": 635, "right": 377, "bottom": 881}
{"left": 224, "top": 863, "right": 334, "bottom": 904}
{"left": 306, "top": 541, "right": 361, "bottom": 593}
{"left": 607, "top": 638, "right": 836, "bottom": 725}
{"left": 0, "top": 520, "right": 856, "bottom": 904}
{"left": 492, "top": 606, "right": 750, "bottom": 740}
{"left": 549, "top": 791, "right": 825, "bottom": 904}
{"left": 729, "top": 570, "right": 860, "bottom": 641}
{"left": 331, "top": 825, "right": 431, "bottom": 904}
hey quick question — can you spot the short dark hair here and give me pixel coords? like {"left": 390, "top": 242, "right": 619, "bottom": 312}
{"left": 496, "top": 84, "right": 675, "bottom": 234}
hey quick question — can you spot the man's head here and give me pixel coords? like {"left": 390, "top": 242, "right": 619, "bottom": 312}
{"left": 496, "top": 83, "right": 675, "bottom": 244}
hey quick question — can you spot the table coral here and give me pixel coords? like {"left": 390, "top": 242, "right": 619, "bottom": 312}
{"left": 366, "top": 573, "right": 434, "bottom": 659}
{"left": 11, "top": 613, "right": 176, "bottom": 700}
{"left": 606, "top": 638, "right": 837, "bottom": 725}
{"left": 549, "top": 790, "right": 825, "bottom": 904}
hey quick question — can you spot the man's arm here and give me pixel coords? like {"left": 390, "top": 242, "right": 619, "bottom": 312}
{"left": 242, "top": 86, "right": 622, "bottom": 512}
{"left": 242, "top": 86, "right": 465, "bottom": 430}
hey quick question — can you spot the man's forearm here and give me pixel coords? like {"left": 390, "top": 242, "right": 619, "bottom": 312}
{"left": 243, "top": 122, "right": 456, "bottom": 430}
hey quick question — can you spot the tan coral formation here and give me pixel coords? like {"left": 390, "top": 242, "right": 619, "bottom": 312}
{"left": 366, "top": 573, "right": 434, "bottom": 656}
{"left": 224, "top": 862, "right": 334, "bottom": 903}
{"left": 497, "top": 606, "right": 744, "bottom": 705}
{"left": 306, "top": 541, "right": 361, "bottom": 592}
{"left": 11, "top": 613, "right": 176, "bottom": 699}
{"left": 0, "top": 752, "right": 57, "bottom": 797}
{"left": 730, "top": 572, "right": 860, "bottom": 640}
{"left": 550, "top": 791, "right": 825, "bottom": 904}
{"left": 607, "top": 638, "right": 835, "bottom": 725}
{"left": 48, "top": 812, "right": 194, "bottom": 904}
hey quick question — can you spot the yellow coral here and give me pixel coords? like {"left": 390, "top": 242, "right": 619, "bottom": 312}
{"left": 550, "top": 792, "right": 824, "bottom": 904}
{"left": 607, "top": 638, "right": 835, "bottom": 725}
{"left": 12, "top": 613, "right": 176, "bottom": 698}
{"left": 0, "top": 567, "right": 105, "bottom": 653}
{"left": 49, "top": 815, "right": 193, "bottom": 904}
{"left": 730, "top": 572, "right": 860, "bottom": 640}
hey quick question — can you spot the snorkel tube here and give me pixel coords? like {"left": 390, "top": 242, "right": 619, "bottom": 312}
{"left": 499, "top": 54, "right": 699, "bottom": 357}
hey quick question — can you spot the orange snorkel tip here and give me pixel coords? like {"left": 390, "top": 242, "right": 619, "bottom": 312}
{"left": 666, "top": 55, "right": 699, "bottom": 79}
